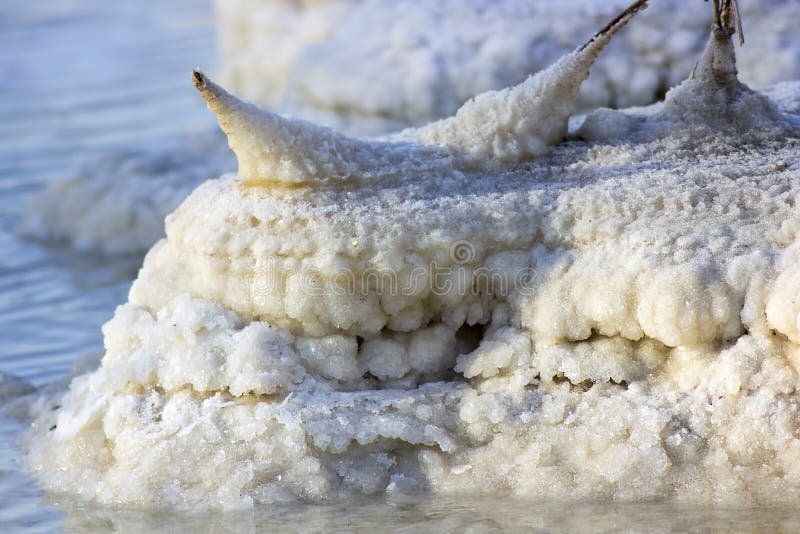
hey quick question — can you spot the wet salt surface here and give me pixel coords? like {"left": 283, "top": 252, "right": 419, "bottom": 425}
{"left": 3, "top": 0, "right": 800, "bottom": 531}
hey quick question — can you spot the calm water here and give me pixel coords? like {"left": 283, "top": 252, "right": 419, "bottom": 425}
{"left": 3, "top": 0, "right": 800, "bottom": 531}
{"left": 0, "top": 0, "right": 215, "bottom": 530}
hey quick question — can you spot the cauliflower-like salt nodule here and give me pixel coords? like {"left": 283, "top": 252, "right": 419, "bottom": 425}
{"left": 25, "top": 3, "right": 800, "bottom": 510}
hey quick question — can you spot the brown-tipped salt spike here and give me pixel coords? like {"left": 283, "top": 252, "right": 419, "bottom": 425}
{"left": 693, "top": 0, "right": 742, "bottom": 83}
{"left": 402, "top": 0, "right": 649, "bottom": 165}
{"left": 712, "top": 0, "right": 744, "bottom": 46}
{"left": 193, "top": 0, "right": 648, "bottom": 186}
{"left": 665, "top": 0, "right": 786, "bottom": 131}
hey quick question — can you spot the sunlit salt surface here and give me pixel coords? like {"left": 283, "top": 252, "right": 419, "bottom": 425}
{"left": 4, "top": 0, "right": 800, "bottom": 531}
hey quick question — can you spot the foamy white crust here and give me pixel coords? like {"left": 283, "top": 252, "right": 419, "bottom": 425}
{"left": 25, "top": 31, "right": 800, "bottom": 509}
{"left": 221, "top": 0, "right": 800, "bottom": 131}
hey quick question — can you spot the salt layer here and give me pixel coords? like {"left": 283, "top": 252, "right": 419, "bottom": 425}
{"left": 25, "top": 8, "right": 800, "bottom": 510}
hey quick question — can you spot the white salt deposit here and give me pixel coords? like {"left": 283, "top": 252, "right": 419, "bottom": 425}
{"left": 25, "top": 4, "right": 800, "bottom": 510}
{"left": 221, "top": 0, "right": 800, "bottom": 130}
{"left": 215, "top": 0, "right": 357, "bottom": 120}
{"left": 194, "top": 2, "right": 642, "bottom": 185}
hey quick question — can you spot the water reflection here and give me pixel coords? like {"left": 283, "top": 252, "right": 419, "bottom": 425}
{"left": 50, "top": 495, "right": 800, "bottom": 533}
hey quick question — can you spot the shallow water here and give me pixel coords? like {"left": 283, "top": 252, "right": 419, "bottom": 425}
{"left": 0, "top": 0, "right": 214, "bottom": 530}
{"left": 3, "top": 0, "right": 800, "bottom": 531}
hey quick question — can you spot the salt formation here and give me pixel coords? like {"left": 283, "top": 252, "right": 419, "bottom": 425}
{"left": 215, "top": 0, "right": 357, "bottom": 120}
{"left": 25, "top": 2, "right": 800, "bottom": 510}
{"left": 19, "top": 133, "right": 235, "bottom": 254}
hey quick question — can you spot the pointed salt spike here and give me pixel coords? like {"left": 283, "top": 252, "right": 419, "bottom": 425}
{"left": 659, "top": 3, "right": 788, "bottom": 133}
{"left": 192, "top": 70, "right": 450, "bottom": 186}
{"left": 193, "top": 0, "right": 646, "bottom": 185}
{"left": 695, "top": 19, "right": 739, "bottom": 82}
{"left": 730, "top": 0, "right": 744, "bottom": 46}
{"left": 401, "top": 0, "right": 648, "bottom": 166}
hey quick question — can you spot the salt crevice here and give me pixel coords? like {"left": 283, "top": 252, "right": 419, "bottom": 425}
{"left": 25, "top": 12, "right": 800, "bottom": 509}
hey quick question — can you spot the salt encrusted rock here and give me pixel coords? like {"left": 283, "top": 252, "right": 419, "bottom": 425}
{"left": 25, "top": 4, "right": 800, "bottom": 510}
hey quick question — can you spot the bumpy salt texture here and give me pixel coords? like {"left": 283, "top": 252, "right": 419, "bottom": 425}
{"left": 25, "top": 5, "right": 800, "bottom": 510}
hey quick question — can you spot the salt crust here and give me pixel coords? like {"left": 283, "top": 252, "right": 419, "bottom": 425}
{"left": 26, "top": 23, "right": 800, "bottom": 509}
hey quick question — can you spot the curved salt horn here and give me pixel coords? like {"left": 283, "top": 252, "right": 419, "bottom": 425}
{"left": 401, "top": 0, "right": 648, "bottom": 165}
{"left": 192, "top": 70, "right": 450, "bottom": 185}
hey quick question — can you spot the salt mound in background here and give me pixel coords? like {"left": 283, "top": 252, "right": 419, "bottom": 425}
{"left": 18, "top": 132, "right": 234, "bottom": 254}
{"left": 220, "top": 0, "right": 800, "bottom": 131}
